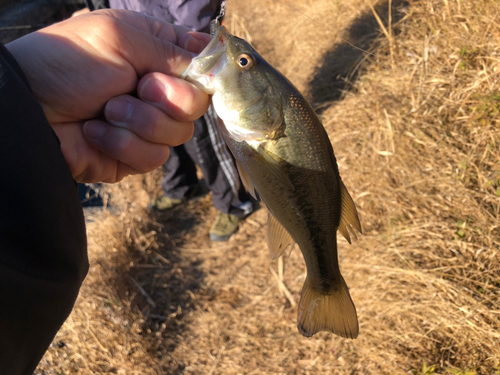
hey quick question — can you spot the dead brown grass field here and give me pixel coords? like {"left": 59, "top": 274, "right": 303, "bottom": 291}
{"left": 36, "top": 0, "right": 500, "bottom": 374}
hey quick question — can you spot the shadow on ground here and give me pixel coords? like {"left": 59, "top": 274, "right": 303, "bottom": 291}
{"left": 309, "top": 0, "right": 409, "bottom": 113}
{"left": 114, "top": 202, "right": 207, "bottom": 373}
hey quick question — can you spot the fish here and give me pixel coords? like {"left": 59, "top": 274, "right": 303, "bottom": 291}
{"left": 182, "top": 21, "right": 362, "bottom": 338}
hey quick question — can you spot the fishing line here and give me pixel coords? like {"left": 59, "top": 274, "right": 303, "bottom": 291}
{"left": 211, "top": 0, "right": 226, "bottom": 38}
{"left": 217, "top": 0, "right": 227, "bottom": 23}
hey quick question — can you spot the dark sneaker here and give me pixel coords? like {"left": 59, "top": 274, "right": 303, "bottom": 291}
{"left": 209, "top": 212, "right": 240, "bottom": 241}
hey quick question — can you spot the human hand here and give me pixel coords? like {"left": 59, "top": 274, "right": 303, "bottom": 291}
{"left": 6, "top": 10, "right": 211, "bottom": 183}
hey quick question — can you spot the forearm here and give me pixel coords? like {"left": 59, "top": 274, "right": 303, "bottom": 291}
{"left": 0, "top": 44, "right": 88, "bottom": 374}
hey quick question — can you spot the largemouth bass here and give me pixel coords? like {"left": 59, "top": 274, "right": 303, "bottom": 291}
{"left": 183, "top": 21, "right": 362, "bottom": 338}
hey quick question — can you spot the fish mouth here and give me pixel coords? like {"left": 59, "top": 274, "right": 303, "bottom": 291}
{"left": 181, "top": 25, "right": 231, "bottom": 94}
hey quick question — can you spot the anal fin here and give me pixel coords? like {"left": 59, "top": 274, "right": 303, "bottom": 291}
{"left": 297, "top": 276, "right": 359, "bottom": 339}
{"left": 338, "top": 180, "right": 362, "bottom": 244}
{"left": 267, "top": 211, "right": 295, "bottom": 260}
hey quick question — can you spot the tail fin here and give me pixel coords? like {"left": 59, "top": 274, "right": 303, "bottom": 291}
{"left": 297, "top": 276, "right": 358, "bottom": 338}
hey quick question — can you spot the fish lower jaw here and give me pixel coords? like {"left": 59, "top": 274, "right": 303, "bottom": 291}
{"left": 184, "top": 71, "right": 216, "bottom": 94}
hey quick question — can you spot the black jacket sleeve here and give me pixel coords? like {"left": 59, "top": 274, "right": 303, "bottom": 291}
{"left": 0, "top": 44, "right": 89, "bottom": 374}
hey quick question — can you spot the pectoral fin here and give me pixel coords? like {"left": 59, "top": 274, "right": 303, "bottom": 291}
{"left": 255, "top": 145, "right": 294, "bottom": 191}
{"left": 338, "top": 180, "right": 362, "bottom": 244}
{"left": 235, "top": 161, "right": 257, "bottom": 200}
{"left": 267, "top": 211, "right": 295, "bottom": 260}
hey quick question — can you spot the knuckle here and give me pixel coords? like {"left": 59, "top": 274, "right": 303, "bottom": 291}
{"left": 170, "top": 85, "right": 199, "bottom": 121}
{"left": 156, "top": 146, "right": 170, "bottom": 166}
{"left": 113, "top": 130, "right": 134, "bottom": 154}
{"left": 168, "top": 121, "right": 193, "bottom": 147}
{"left": 162, "top": 41, "right": 186, "bottom": 75}
{"left": 91, "top": 10, "right": 121, "bottom": 29}
{"left": 182, "top": 87, "right": 198, "bottom": 117}
{"left": 146, "top": 146, "right": 170, "bottom": 171}
{"left": 145, "top": 111, "right": 164, "bottom": 141}
{"left": 182, "top": 121, "right": 195, "bottom": 143}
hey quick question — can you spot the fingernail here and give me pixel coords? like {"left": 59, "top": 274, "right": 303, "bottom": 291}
{"left": 140, "top": 77, "right": 169, "bottom": 104}
{"left": 183, "top": 35, "right": 202, "bottom": 53}
{"left": 83, "top": 121, "right": 106, "bottom": 139}
{"left": 105, "top": 97, "right": 133, "bottom": 124}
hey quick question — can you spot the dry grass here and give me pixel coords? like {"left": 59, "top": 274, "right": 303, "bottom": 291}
{"left": 36, "top": 0, "right": 500, "bottom": 374}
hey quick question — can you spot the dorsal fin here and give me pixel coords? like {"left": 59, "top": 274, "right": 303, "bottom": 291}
{"left": 267, "top": 211, "right": 295, "bottom": 259}
{"left": 338, "top": 180, "right": 362, "bottom": 244}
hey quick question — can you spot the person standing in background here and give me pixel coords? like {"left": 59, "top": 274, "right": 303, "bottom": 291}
{"left": 83, "top": 0, "right": 254, "bottom": 242}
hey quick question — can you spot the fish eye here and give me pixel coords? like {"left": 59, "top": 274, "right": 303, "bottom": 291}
{"left": 236, "top": 53, "right": 254, "bottom": 70}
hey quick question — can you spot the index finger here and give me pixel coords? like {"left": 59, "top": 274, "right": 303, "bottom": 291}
{"left": 86, "top": 10, "right": 211, "bottom": 77}
{"left": 94, "top": 9, "right": 201, "bottom": 45}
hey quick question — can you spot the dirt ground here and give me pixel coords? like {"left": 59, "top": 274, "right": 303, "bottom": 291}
{"left": 36, "top": 0, "right": 500, "bottom": 374}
